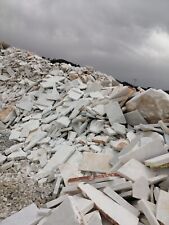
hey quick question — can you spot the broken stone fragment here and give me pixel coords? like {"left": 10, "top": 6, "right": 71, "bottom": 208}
{"left": 41, "top": 76, "right": 65, "bottom": 88}
{"left": 93, "top": 104, "right": 105, "bottom": 116}
{"left": 36, "top": 93, "right": 54, "bottom": 107}
{"left": 7, "top": 149, "right": 27, "bottom": 161}
{"left": 125, "top": 110, "right": 147, "bottom": 126}
{"left": 89, "top": 120, "right": 104, "bottom": 134}
{"left": 24, "top": 129, "right": 47, "bottom": 151}
{"left": 0, "top": 74, "right": 10, "bottom": 81}
{"left": 71, "top": 195, "right": 94, "bottom": 215}
{"left": 9, "top": 129, "right": 21, "bottom": 140}
{"left": 92, "top": 135, "right": 109, "bottom": 145}
{"left": 16, "top": 96, "right": 34, "bottom": 111}
{"left": 0, "top": 153, "right": 6, "bottom": 165}
{"left": 117, "top": 159, "right": 155, "bottom": 182}
{"left": 53, "top": 175, "right": 62, "bottom": 196}
{"left": 6, "top": 67, "right": 15, "bottom": 77}
{"left": 68, "top": 71, "right": 79, "bottom": 80}
{"left": 105, "top": 101, "right": 126, "bottom": 125}
{"left": 156, "top": 190, "right": 169, "bottom": 225}
{"left": 21, "top": 119, "right": 40, "bottom": 137}
{"left": 126, "top": 88, "right": 169, "bottom": 123}
{"left": 110, "top": 139, "right": 129, "bottom": 151}
{"left": 111, "top": 123, "right": 126, "bottom": 135}
{"left": 132, "top": 177, "right": 150, "bottom": 200}
{"left": 5, "top": 143, "right": 23, "bottom": 155}
{"left": 138, "top": 200, "right": 159, "bottom": 225}
{"left": 59, "top": 162, "right": 82, "bottom": 186}
{"left": 90, "top": 144, "right": 102, "bottom": 153}
{"left": 145, "top": 152, "right": 169, "bottom": 168}
{"left": 104, "top": 127, "right": 116, "bottom": 136}
{"left": 119, "top": 138, "right": 167, "bottom": 164}
{"left": 103, "top": 186, "right": 140, "bottom": 216}
{"left": 0, "top": 203, "right": 44, "bottom": 225}
{"left": 0, "top": 105, "right": 15, "bottom": 123}
{"left": 78, "top": 182, "right": 139, "bottom": 225}
{"left": 56, "top": 116, "right": 70, "bottom": 128}
{"left": 68, "top": 88, "right": 84, "bottom": 100}
{"left": 43, "top": 197, "right": 84, "bottom": 225}
{"left": 90, "top": 91, "right": 104, "bottom": 99}
{"left": 84, "top": 211, "right": 102, "bottom": 225}
{"left": 79, "top": 152, "right": 113, "bottom": 173}
{"left": 35, "top": 145, "right": 75, "bottom": 179}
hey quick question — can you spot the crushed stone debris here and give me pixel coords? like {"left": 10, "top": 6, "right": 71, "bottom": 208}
{"left": 1, "top": 47, "right": 169, "bottom": 225}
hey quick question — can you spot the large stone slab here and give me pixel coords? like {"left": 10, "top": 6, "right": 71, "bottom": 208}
{"left": 117, "top": 159, "right": 155, "bottom": 182}
{"left": 0, "top": 204, "right": 44, "bottom": 225}
{"left": 156, "top": 190, "right": 169, "bottom": 225}
{"left": 126, "top": 88, "right": 169, "bottom": 123}
{"left": 105, "top": 101, "right": 126, "bottom": 125}
{"left": 36, "top": 145, "right": 75, "bottom": 179}
{"left": 103, "top": 187, "right": 140, "bottom": 216}
{"left": 43, "top": 197, "right": 83, "bottom": 225}
{"left": 132, "top": 177, "right": 150, "bottom": 200}
{"left": 0, "top": 106, "right": 15, "bottom": 123}
{"left": 119, "top": 139, "right": 167, "bottom": 164}
{"left": 125, "top": 110, "right": 147, "bottom": 126}
{"left": 78, "top": 183, "right": 139, "bottom": 225}
{"left": 79, "top": 152, "right": 113, "bottom": 173}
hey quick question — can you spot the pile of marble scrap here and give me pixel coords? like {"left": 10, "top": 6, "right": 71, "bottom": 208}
{"left": 1, "top": 47, "right": 169, "bottom": 224}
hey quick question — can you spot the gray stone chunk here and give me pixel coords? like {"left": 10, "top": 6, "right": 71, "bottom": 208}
{"left": 16, "top": 96, "right": 33, "bottom": 111}
{"left": 36, "top": 145, "right": 75, "bottom": 179}
{"left": 0, "top": 203, "right": 43, "bottom": 225}
{"left": 103, "top": 187, "right": 140, "bottom": 216}
{"left": 138, "top": 200, "right": 159, "bottom": 225}
{"left": 79, "top": 152, "right": 113, "bottom": 173}
{"left": 0, "top": 153, "right": 6, "bottom": 165}
{"left": 78, "top": 183, "right": 139, "bottom": 225}
{"left": 132, "top": 177, "right": 150, "bottom": 200}
{"left": 43, "top": 197, "right": 82, "bottom": 225}
{"left": 105, "top": 101, "right": 126, "bottom": 125}
{"left": 125, "top": 110, "right": 147, "bottom": 126}
{"left": 117, "top": 159, "right": 155, "bottom": 182}
{"left": 156, "top": 190, "right": 169, "bottom": 225}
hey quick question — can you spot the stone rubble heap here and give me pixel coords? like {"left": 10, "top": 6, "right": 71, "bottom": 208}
{"left": 1, "top": 47, "right": 169, "bottom": 225}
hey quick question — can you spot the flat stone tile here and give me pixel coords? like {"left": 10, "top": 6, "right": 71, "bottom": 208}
{"left": 117, "top": 159, "right": 155, "bottom": 182}
{"left": 43, "top": 197, "right": 82, "bottom": 225}
{"left": 103, "top": 187, "right": 140, "bottom": 216}
{"left": 0, "top": 203, "right": 43, "bottom": 225}
{"left": 105, "top": 101, "right": 126, "bottom": 125}
{"left": 156, "top": 190, "right": 169, "bottom": 225}
{"left": 79, "top": 152, "right": 113, "bottom": 173}
{"left": 132, "top": 177, "right": 150, "bottom": 200}
{"left": 78, "top": 183, "right": 139, "bottom": 225}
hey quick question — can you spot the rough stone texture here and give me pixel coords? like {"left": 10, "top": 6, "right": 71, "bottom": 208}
{"left": 126, "top": 88, "right": 169, "bottom": 123}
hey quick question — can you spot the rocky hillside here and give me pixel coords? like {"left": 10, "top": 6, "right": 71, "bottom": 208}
{"left": 0, "top": 47, "right": 169, "bottom": 225}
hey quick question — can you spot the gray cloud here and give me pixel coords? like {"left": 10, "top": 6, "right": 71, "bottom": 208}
{"left": 1, "top": 0, "right": 169, "bottom": 88}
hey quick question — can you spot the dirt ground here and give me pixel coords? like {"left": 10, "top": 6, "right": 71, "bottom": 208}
{"left": 0, "top": 132, "right": 55, "bottom": 219}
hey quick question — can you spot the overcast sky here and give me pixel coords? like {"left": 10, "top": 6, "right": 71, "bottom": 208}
{"left": 1, "top": 0, "right": 169, "bottom": 89}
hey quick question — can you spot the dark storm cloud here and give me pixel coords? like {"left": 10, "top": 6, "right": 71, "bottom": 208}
{"left": 1, "top": 0, "right": 169, "bottom": 88}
